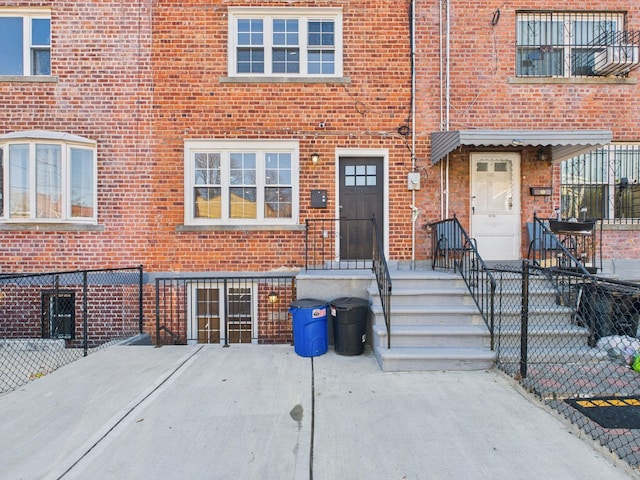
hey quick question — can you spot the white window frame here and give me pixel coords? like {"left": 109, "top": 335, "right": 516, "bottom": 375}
{"left": 0, "top": 133, "right": 97, "bottom": 223}
{"left": 184, "top": 139, "right": 299, "bottom": 226}
{"left": 227, "top": 7, "right": 343, "bottom": 78}
{"left": 0, "top": 8, "right": 51, "bottom": 76}
{"left": 187, "top": 282, "right": 258, "bottom": 345}
{"left": 516, "top": 11, "right": 626, "bottom": 78}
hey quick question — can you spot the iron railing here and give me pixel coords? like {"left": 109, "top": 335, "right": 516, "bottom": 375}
{"left": 429, "top": 217, "right": 496, "bottom": 346}
{"left": 0, "top": 266, "right": 144, "bottom": 394}
{"left": 155, "top": 274, "right": 296, "bottom": 346}
{"left": 305, "top": 217, "right": 375, "bottom": 270}
{"left": 561, "top": 144, "right": 640, "bottom": 224}
{"left": 516, "top": 11, "right": 640, "bottom": 78}
{"left": 305, "top": 217, "right": 392, "bottom": 348}
{"left": 372, "top": 216, "right": 392, "bottom": 349}
{"left": 527, "top": 214, "right": 601, "bottom": 275}
{"left": 494, "top": 261, "right": 640, "bottom": 469}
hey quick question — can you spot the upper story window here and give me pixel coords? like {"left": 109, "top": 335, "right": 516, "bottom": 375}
{"left": 0, "top": 9, "right": 51, "bottom": 76}
{"left": 516, "top": 11, "right": 640, "bottom": 78}
{"left": 228, "top": 7, "right": 343, "bottom": 78}
{"left": 0, "top": 131, "right": 97, "bottom": 222}
{"left": 184, "top": 140, "right": 299, "bottom": 226}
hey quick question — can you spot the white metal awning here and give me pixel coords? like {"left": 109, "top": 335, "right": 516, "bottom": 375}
{"left": 430, "top": 129, "right": 612, "bottom": 164}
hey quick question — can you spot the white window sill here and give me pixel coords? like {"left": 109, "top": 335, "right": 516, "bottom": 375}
{"left": 219, "top": 76, "right": 351, "bottom": 84}
{"left": 177, "top": 224, "right": 306, "bottom": 232}
{"left": 0, "top": 75, "right": 59, "bottom": 83}
{"left": 0, "top": 222, "right": 103, "bottom": 232}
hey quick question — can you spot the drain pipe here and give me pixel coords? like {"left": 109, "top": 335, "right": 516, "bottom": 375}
{"left": 441, "top": 0, "right": 451, "bottom": 219}
{"left": 411, "top": 0, "right": 417, "bottom": 269}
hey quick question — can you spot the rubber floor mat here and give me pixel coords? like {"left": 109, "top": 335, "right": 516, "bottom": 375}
{"left": 566, "top": 397, "right": 640, "bottom": 429}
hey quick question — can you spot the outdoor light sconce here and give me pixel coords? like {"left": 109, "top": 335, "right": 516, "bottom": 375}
{"left": 310, "top": 152, "right": 320, "bottom": 164}
{"left": 268, "top": 291, "right": 278, "bottom": 304}
{"left": 536, "top": 147, "right": 551, "bottom": 162}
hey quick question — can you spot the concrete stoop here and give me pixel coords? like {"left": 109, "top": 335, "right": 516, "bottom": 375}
{"left": 370, "top": 270, "right": 496, "bottom": 372}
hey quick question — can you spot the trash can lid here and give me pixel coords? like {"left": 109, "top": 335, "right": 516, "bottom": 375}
{"left": 330, "top": 296, "right": 370, "bottom": 310}
{"left": 290, "top": 298, "right": 328, "bottom": 309}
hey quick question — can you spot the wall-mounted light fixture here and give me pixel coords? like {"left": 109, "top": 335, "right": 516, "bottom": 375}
{"left": 511, "top": 138, "right": 526, "bottom": 146}
{"left": 536, "top": 147, "right": 551, "bottom": 162}
{"left": 310, "top": 152, "right": 320, "bottom": 164}
{"left": 268, "top": 291, "right": 278, "bottom": 304}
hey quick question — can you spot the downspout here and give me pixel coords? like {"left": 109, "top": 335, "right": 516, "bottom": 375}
{"left": 443, "top": 0, "right": 451, "bottom": 218}
{"left": 411, "top": 0, "right": 417, "bottom": 269}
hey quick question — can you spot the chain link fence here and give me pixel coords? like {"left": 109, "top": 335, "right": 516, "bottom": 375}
{"left": 494, "top": 262, "right": 640, "bottom": 468}
{"left": 0, "top": 266, "right": 144, "bottom": 394}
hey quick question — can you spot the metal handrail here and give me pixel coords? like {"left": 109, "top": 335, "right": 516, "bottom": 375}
{"left": 429, "top": 216, "right": 496, "bottom": 347}
{"left": 372, "top": 215, "right": 392, "bottom": 349}
{"left": 305, "top": 217, "right": 392, "bottom": 348}
{"left": 528, "top": 214, "right": 591, "bottom": 276}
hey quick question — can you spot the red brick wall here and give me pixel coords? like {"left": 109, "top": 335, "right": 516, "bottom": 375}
{"left": 0, "top": 0, "right": 154, "bottom": 271}
{"left": 0, "top": 1, "right": 416, "bottom": 274}
{"left": 149, "top": 0, "right": 414, "bottom": 271}
{"left": 413, "top": 1, "right": 640, "bottom": 260}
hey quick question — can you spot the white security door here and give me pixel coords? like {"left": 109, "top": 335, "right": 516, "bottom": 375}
{"left": 470, "top": 152, "right": 521, "bottom": 261}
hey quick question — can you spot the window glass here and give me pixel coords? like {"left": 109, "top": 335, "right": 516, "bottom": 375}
{"left": 9, "top": 144, "right": 29, "bottom": 218}
{"left": 516, "top": 12, "right": 626, "bottom": 77}
{"left": 70, "top": 148, "right": 94, "bottom": 218}
{"left": 36, "top": 144, "right": 62, "bottom": 218}
{"left": 3, "top": 138, "right": 96, "bottom": 222}
{"left": 230, "top": 9, "right": 340, "bottom": 77}
{"left": 237, "top": 19, "right": 264, "bottom": 74}
{"left": 0, "top": 18, "right": 24, "bottom": 75}
{"left": 32, "top": 18, "right": 50, "bottom": 45}
{"left": 194, "top": 153, "right": 221, "bottom": 219}
{"left": 186, "top": 141, "right": 298, "bottom": 225}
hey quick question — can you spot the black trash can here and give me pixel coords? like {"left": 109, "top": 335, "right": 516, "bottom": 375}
{"left": 289, "top": 299, "right": 329, "bottom": 358}
{"left": 330, "top": 297, "right": 369, "bottom": 356}
{"left": 580, "top": 283, "right": 640, "bottom": 346}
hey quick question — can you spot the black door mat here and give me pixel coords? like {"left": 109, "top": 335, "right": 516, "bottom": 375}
{"left": 566, "top": 397, "right": 640, "bottom": 429}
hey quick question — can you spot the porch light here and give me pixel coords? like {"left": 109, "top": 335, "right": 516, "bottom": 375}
{"left": 536, "top": 147, "right": 551, "bottom": 162}
{"left": 268, "top": 291, "right": 279, "bottom": 304}
{"left": 310, "top": 152, "right": 320, "bottom": 164}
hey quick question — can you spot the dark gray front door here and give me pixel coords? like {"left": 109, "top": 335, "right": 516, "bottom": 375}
{"left": 339, "top": 157, "right": 384, "bottom": 260}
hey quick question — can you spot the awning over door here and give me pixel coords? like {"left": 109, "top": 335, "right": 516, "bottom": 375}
{"left": 430, "top": 129, "right": 612, "bottom": 164}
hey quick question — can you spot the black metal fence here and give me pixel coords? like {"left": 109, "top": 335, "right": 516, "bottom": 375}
{"left": 494, "top": 261, "right": 640, "bottom": 468}
{"left": 305, "top": 217, "right": 376, "bottom": 270}
{"left": 155, "top": 274, "right": 296, "bottom": 346}
{"left": 0, "top": 266, "right": 144, "bottom": 394}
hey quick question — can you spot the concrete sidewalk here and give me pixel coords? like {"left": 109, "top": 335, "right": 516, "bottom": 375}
{"left": 0, "top": 345, "right": 636, "bottom": 480}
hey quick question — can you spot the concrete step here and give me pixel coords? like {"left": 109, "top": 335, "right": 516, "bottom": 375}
{"left": 371, "top": 303, "right": 483, "bottom": 326}
{"left": 496, "top": 323, "right": 590, "bottom": 349}
{"left": 373, "top": 324, "right": 491, "bottom": 348}
{"left": 370, "top": 286, "right": 474, "bottom": 307}
{"left": 374, "top": 346, "right": 496, "bottom": 372}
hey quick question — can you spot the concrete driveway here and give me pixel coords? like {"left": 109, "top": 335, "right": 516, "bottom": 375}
{"left": 0, "top": 344, "right": 636, "bottom": 479}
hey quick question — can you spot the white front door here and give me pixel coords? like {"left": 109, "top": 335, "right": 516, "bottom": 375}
{"left": 470, "top": 152, "right": 521, "bottom": 261}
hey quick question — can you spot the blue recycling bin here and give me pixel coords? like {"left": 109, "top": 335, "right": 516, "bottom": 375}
{"left": 289, "top": 299, "right": 329, "bottom": 357}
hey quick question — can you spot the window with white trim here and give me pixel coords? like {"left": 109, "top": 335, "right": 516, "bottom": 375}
{"left": 184, "top": 140, "right": 299, "bottom": 226}
{"left": 0, "top": 135, "right": 96, "bottom": 222}
{"left": 228, "top": 7, "right": 343, "bottom": 78}
{"left": 0, "top": 9, "right": 51, "bottom": 76}
{"left": 516, "top": 11, "right": 630, "bottom": 77}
